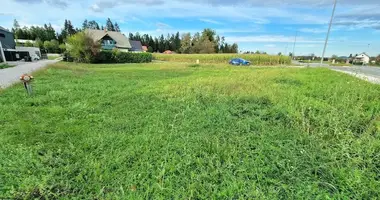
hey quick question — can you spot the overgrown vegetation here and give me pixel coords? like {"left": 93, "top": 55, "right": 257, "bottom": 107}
{"left": 154, "top": 53, "right": 291, "bottom": 65}
{"left": 1, "top": 62, "right": 379, "bottom": 199}
{"left": 66, "top": 32, "right": 101, "bottom": 63}
{"left": 0, "top": 63, "right": 13, "bottom": 69}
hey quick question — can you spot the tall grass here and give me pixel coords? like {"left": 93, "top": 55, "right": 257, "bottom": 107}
{"left": 0, "top": 62, "right": 379, "bottom": 199}
{"left": 153, "top": 53, "right": 291, "bottom": 65}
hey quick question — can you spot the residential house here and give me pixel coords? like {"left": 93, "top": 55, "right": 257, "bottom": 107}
{"left": 0, "top": 26, "right": 16, "bottom": 50}
{"left": 163, "top": 50, "right": 173, "bottom": 54}
{"left": 86, "top": 29, "right": 132, "bottom": 52}
{"left": 142, "top": 46, "right": 148, "bottom": 52}
{"left": 129, "top": 40, "right": 143, "bottom": 52}
{"left": 353, "top": 53, "right": 370, "bottom": 65}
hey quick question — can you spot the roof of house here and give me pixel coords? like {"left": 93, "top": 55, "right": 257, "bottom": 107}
{"left": 142, "top": 46, "right": 148, "bottom": 51}
{"left": 163, "top": 50, "right": 173, "bottom": 54}
{"left": 0, "top": 26, "right": 11, "bottom": 33}
{"left": 129, "top": 40, "right": 143, "bottom": 51}
{"left": 85, "top": 29, "right": 132, "bottom": 49}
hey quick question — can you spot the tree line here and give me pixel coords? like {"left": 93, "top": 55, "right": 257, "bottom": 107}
{"left": 11, "top": 18, "right": 238, "bottom": 54}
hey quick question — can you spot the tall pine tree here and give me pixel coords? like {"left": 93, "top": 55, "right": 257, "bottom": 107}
{"left": 114, "top": 22, "right": 120, "bottom": 32}
{"left": 106, "top": 18, "right": 115, "bottom": 31}
{"left": 82, "top": 19, "right": 88, "bottom": 30}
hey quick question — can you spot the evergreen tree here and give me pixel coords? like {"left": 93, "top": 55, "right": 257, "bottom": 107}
{"left": 67, "top": 20, "right": 76, "bottom": 36}
{"left": 106, "top": 18, "right": 115, "bottom": 31}
{"left": 114, "top": 22, "right": 120, "bottom": 32}
{"left": 82, "top": 19, "right": 88, "bottom": 30}
{"left": 154, "top": 37, "right": 159, "bottom": 52}
{"left": 159, "top": 34, "right": 165, "bottom": 52}
{"left": 88, "top": 20, "right": 100, "bottom": 30}
{"left": 129, "top": 33, "right": 134, "bottom": 40}
{"left": 175, "top": 32, "right": 181, "bottom": 52}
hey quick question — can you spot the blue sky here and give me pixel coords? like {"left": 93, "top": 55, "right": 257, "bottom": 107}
{"left": 1, "top": 0, "right": 380, "bottom": 56}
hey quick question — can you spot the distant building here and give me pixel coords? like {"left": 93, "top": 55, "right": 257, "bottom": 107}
{"left": 163, "top": 50, "right": 173, "bottom": 54}
{"left": 354, "top": 53, "right": 370, "bottom": 65}
{"left": 15, "top": 39, "right": 35, "bottom": 46}
{"left": 129, "top": 40, "right": 143, "bottom": 52}
{"left": 0, "top": 26, "right": 16, "bottom": 50}
{"left": 142, "top": 46, "right": 148, "bottom": 52}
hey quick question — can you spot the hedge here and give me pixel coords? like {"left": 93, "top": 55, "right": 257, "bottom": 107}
{"left": 93, "top": 51, "right": 152, "bottom": 63}
{"left": 64, "top": 50, "right": 153, "bottom": 63}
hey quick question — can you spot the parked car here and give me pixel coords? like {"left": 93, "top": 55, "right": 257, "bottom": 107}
{"left": 229, "top": 58, "right": 251, "bottom": 66}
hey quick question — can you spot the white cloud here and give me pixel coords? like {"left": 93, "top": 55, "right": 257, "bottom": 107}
{"left": 199, "top": 18, "right": 224, "bottom": 25}
{"left": 265, "top": 44, "right": 277, "bottom": 47}
{"left": 299, "top": 28, "right": 326, "bottom": 34}
{"left": 225, "top": 35, "right": 324, "bottom": 43}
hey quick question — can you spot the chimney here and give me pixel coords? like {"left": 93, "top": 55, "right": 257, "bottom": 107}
{"left": 104, "top": 27, "right": 107, "bottom": 32}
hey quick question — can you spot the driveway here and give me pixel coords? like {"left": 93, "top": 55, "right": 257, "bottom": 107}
{"left": 0, "top": 60, "right": 59, "bottom": 89}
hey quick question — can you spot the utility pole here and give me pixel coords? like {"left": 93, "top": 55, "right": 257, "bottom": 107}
{"left": 292, "top": 31, "right": 298, "bottom": 59}
{"left": 285, "top": 44, "right": 288, "bottom": 56}
{"left": 320, "top": 0, "right": 337, "bottom": 66}
{"left": 0, "top": 41, "right": 6, "bottom": 64}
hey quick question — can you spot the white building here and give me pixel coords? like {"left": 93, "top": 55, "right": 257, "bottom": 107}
{"left": 354, "top": 53, "right": 370, "bottom": 65}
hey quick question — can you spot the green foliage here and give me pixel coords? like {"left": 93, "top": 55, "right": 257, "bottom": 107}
{"left": 154, "top": 53, "right": 291, "bottom": 65}
{"left": 0, "top": 62, "right": 379, "bottom": 199}
{"left": 0, "top": 63, "right": 13, "bottom": 69}
{"left": 43, "top": 40, "right": 60, "bottom": 53}
{"left": 93, "top": 50, "right": 153, "bottom": 63}
{"left": 59, "top": 43, "right": 66, "bottom": 53}
{"left": 66, "top": 32, "right": 101, "bottom": 63}
{"left": 34, "top": 38, "right": 43, "bottom": 49}
{"left": 24, "top": 41, "right": 34, "bottom": 47}
{"left": 131, "top": 29, "right": 238, "bottom": 54}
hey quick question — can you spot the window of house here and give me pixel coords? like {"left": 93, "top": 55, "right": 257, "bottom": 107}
{"left": 0, "top": 33, "right": 5, "bottom": 38}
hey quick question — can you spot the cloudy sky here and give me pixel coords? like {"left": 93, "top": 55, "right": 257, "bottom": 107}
{"left": 1, "top": 0, "right": 380, "bottom": 56}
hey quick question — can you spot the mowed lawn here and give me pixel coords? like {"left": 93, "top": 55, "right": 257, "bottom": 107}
{"left": 1, "top": 62, "right": 380, "bottom": 199}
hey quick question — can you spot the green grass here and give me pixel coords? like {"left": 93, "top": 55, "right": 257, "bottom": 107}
{"left": 1, "top": 62, "right": 379, "bottom": 199}
{"left": 0, "top": 63, "right": 13, "bottom": 69}
{"left": 48, "top": 55, "right": 61, "bottom": 60}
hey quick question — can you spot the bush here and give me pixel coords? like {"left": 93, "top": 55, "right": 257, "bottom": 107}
{"left": 66, "top": 32, "right": 101, "bottom": 63}
{"left": 93, "top": 50, "right": 153, "bottom": 63}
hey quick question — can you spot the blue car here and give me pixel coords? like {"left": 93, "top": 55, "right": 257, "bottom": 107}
{"left": 229, "top": 58, "right": 251, "bottom": 66}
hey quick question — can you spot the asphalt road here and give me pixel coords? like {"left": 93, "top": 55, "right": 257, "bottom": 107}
{"left": 0, "top": 60, "right": 58, "bottom": 89}
{"left": 329, "top": 65, "right": 380, "bottom": 78}
{"left": 292, "top": 60, "right": 380, "bottom": 83}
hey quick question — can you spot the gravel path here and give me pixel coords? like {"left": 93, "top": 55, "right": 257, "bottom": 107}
{"left": 0, "top": 60, "right": 59, "bottom": 89}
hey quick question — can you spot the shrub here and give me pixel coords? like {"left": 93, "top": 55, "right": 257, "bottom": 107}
{"left": 93, "top": 50, "right": 153, "bottom": 63}
{"left": 66, "top": 32, "right": 101, "bottom": 63}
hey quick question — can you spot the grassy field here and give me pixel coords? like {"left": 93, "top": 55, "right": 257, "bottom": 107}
{"left": 1, "top": 62, "right": 379, "bottom": 199}
{"left": 153, "top": 53, "right": 291, "bottom": 65}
